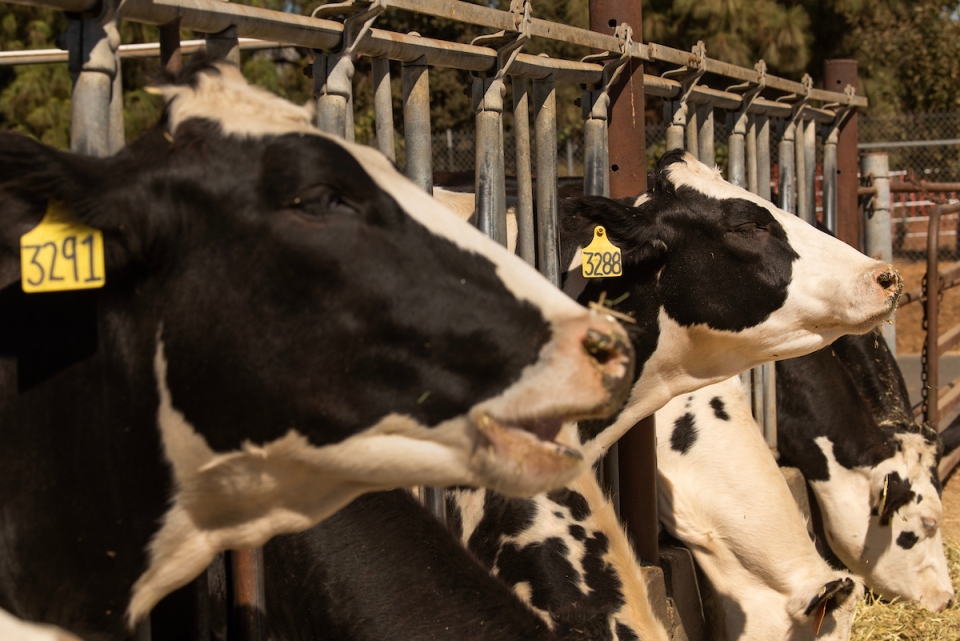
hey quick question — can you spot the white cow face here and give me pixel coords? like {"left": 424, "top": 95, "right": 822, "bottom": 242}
{"left": 815, "top": 433, "right": 953, "bottom": 612}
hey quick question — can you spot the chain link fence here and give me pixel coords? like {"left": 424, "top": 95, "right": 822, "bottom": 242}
{"left": 860, "top": 112, "right": 960, "bottom": 263}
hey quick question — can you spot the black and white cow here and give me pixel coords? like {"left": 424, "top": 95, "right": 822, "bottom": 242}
{"left": 656, "top": 377, "right": 864, "bottom": 640}
{"left": 561, "top": 152, "right": 902, "bottom": 459}
{"left": 446, "top": 154, "right": 902, "bottom": 640}
{"left": 776, "top": 330, "right": 954, "bottom": 612}
{"left": 0, "top": 61, "right": 637, "bottom": 637}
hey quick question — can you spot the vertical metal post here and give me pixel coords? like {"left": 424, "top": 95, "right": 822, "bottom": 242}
{"left": 402, "top": 55, "right": 433, "bottom": 194}
{"left": 231, "top": 548, "right": 266, "bottom": 641}
{"left": 205, "top": 25, "right": 240, "bottom": 65}
{"left": 372, "top": 56, "right": 395, "bottom": 162}
{"left": 746, "top": 113, "right": 758, "bottom": 194}
{"left": 566, "top": 137, "right": 574, "bottom": 177}
{"left": 590, "top": 0, "right": 654, "bottom": 564}
{"left": 158, "top": 19, "right": 183, "bottom": 75}
{"left": 697, "top": 102, "right": 714, "bottom": 166}
{"left": 685, "top": 103, "right": 698, "bottom": 156}
{"left": 533, "top": 75, "right": 559, "bottom": 286}
{"left": 728, "top": 109, "right": 746, "bottom": 187}
{"left": 314, "top": 54, "right": 353, "bottom": 139}
{"left": 68, "top": 15, "right": 120, "bottom": 158}
{"left": 474, "top": 75, "right": 508, "bottom": 247}
{"left": 761, "top": 362, "right": 777, "bottom": 448}
{"left": 795, "top": 118, "right": 808, "bottom": 223}
{"left": 665, "top": 101, "right": 685, "bottom": 151}
{"left": 823, "top": 123, "right": 839, "bottom": 235}
{"left": 779, "top": 120, "right": 796, "bottom": 214}
{"left": 803, "top": 118, "right": 817, "bottom": 225}
{"left": 447, "top": 128, "right": 455, "bottom": 172}
{"left": 512, "top": 76, "right": 536, "bottom": 266}
{"left": 925, "top": 209, "right": 942, "bottom": 428}
{"left": 583, "top": 87, "right": 610, "bottom": 197}
{"left": 824, "top": 60, "right": 860, "bottom": 250}
{"left": 756, "top": 112, "right": 771, "bottom": 201}
{"left": 862, "top": 152, "right": 895, "bottom": 355}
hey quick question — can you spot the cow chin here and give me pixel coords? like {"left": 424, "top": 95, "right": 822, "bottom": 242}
{"left": 469, "top": 415, "right": 584, "bottom": 497}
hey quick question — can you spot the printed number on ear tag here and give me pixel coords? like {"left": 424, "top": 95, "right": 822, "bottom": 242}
{"left": 581, "top": 226, "right": 622, "bottom": 279}
{"left": 20, "top": 203, "right": 105, "bottom": 293}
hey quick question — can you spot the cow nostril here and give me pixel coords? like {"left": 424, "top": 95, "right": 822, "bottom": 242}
{"left": 876, "top": 270, "right": 901, "bottom": 292}
{"left": 947, "top": 599, "right": 954, "bottom": 610}
{"left": 584, "top": 329, "right": 619, "bottom": 365}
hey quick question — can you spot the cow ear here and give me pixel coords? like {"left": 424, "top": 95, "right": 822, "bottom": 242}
{"left": 559, "top": 195, "right": 671, "bottom": 269}
{"left": 875, "top": 472, "right": 916, "bottom": 526}
{"left": 800, "top": 577, "right": 856, "bottom": 631}
{"left": 0, "top": 134, "right": 108, "bottom": 290}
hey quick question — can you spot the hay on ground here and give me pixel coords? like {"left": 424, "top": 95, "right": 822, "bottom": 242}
{"left": 850, "top": 537, "right": 960, "bottom": 640}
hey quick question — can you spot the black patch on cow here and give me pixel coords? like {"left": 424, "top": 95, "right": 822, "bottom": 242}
{"left": 776, "top": 342, "right": 899, "bottom": 482}
{"left": 803, "top": 578, "right": 855, "bottom": 616}
{"left": 496, "top": 537, "right": 582, "bottom": 613}
{"left": 615, "top": 622, "right": 640, "bottom": 641}
{"left": 930, "top": 467, "right": 944, "bottom": 497}
{"left": 554, "top": 511, "right": 565, "bottom": 519}
{"left": 467, "top": 492, "right": 538, "bottom": 570}
{"left": 568, "top": 524, "right": 587, "bottom": 541}
{"left": 879, "top": 472, "right": 915, "bottom": 526}
{"left": 445, "top": 493, "right": 463, "bottom": 541}
{"left": 670, "top": 413, "right": 698, "bottom": 454}
{"left": 709, "top": 397, "right": 729, "bottom": 421}
{"left": 917, "top": 494, "right": 923, "bottom": 504}
{"left": 547, "top": 488, "right": 591, "bottom": 521}
{"left": 896, "top": 530, "right": 920, "bottom": 550}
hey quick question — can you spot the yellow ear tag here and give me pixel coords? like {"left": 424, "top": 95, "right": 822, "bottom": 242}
{"left": 581, "top": 226, "right": 622, "bottom": 279}
{"left": 20, "top": 203, "right": 105, "bottom": 293}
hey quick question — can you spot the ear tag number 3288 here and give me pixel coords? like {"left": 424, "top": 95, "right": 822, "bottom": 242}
{"left": 581, "top": 226, "right": 622, "bottom": 278}
{"left": 20, "top": 203, "right": 105, "bottom": 293}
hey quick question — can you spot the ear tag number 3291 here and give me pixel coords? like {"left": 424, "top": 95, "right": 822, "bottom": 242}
{"left": 581, "top": 226, "right": 622, "bottom": 278}
{"left": 20, "top": 203, "right": 105, "bottom": 293}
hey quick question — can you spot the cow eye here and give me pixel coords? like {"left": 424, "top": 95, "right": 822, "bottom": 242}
{"left": 730, "top": 221, "right": 760, "bottom": 233}
{"left": 288, "top": 186, "right": 356, "bottom": 218}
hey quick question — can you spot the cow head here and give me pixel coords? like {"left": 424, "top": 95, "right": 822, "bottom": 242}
{"left": 561, "top": 150, "right": 901, "bottom": 455}
{"left": 0, "top": 62, "right": 634, "bottom": 624}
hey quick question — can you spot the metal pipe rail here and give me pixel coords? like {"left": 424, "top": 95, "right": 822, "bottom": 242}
{"left": 0, "top": 37, "right": 283, "bottom": 65}
{"left": 3, "top": 0, "right": 863, "bottom": 111}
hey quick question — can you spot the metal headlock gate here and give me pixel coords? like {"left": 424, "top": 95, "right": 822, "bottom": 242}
{"left": 0, "top": 0, "right": 867, "bottom": 637}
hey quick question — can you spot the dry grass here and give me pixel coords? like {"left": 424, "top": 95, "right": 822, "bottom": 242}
{"left": 850, "top": 537, "right": 960, "bottom": 640}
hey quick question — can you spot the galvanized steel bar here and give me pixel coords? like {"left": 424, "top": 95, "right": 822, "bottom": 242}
{"left": 862, "top": 152, "right": 894, "bottom": 355}
{"left": 761, "top": 362, "right": 776, "bottom": 449}
{"left": 314, "top": 54, "right": 354, "bottom": 138}
{"left": 795, "top": 119, "right": 809, "bottom": 224}
{"left": 728, "top": 110, "right": 746, "bottom": 188}
{"left": 401, "top": 55, "right": 433, "bottom": 194}
{"left": 803, "top": 118, "right": 817, "bottom": 224}
{"left": 697, "top": 102, "right": 714, "bottom": 165}
{"left": 68, "top": 15, "right": 120, "bottom": 158}
{"left": 206, "top": 25, "right": 240, "bottom": 65}
{"left": 756, "top": 113, "right": 771, "bottom": 201}
{"left": 823, "top": 124, "right": 838, "bottom": 234}
{"left": 474, "top": 75, "right": 508, "bottom": 246}
{"left": 824, "top": 60, "right": 861, "bottom": 250}
{"left": 158, "top": 19, "right": 183, "bottom": 74}
{"left": 533, "top": 75, "right": 559, "bottom": 286}
{"left": 582, "top": 88, "right": 609, "bottom": 197}
{"left": 372, "top": 55, "right": 396, "bottom": 161}
{"left": 779, "top": 120, "right": 796, "bottom": 214}
{"left": 0, "top": 38, "right": 291, "bottom": 66}
{"left": 685, "top": 104, "right": 698, "bottom": 156}
{"left": 512, "top": 76, "right": 536, "bottom": 266}
{"left": 746, "top": 113, "right": 758, "bottom": 194}
{"left": 665, "top": 101, "right": 685, "bottom": 152}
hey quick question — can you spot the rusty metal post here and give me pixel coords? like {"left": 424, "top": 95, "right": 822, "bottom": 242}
{"left": 924, "top": 209, "right": 942, "bottom": 428}
{"left": 158, "top": 18, "right": 183, "bottom": 75}
{"left": 589, "top": 0, "right": 655, "bottom": 564}
{"left": 231, "top": 548, "right": 266, "bottom": 641}
{"left": 824, "top": 60, "right": 860, "bottom": 250}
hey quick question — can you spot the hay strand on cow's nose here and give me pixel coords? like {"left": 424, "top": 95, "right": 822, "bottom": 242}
{"left": 588, "top": 291, "right": 636, "bottom": 324}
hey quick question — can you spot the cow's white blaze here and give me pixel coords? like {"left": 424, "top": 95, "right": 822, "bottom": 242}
{"left": 811, "top": 434, "right": 953, "bottom": 612}
{"left": 656, "top": 378, "right": 863, "bottom": 641}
